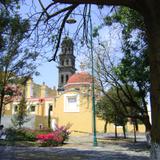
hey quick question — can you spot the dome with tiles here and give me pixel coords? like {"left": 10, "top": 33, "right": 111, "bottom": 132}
{"left": 64, "top": 72, "right": 92, "bottom": 89}
{"left": 67, "top": 72, "right": 92, "bottom": 84}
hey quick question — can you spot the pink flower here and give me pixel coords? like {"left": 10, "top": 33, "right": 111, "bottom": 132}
{"left": 36, "top": 125, "right": 71, "bottom": 146}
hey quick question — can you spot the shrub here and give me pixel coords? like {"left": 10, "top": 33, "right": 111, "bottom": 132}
{"left": 5, "top": 128, "right": 37, "bottom": 141}
{"left": 5, "top": 127, "right": 18, "bottom": 141}
{"left": 36, "top": 125, "right": 71, "bottom": 146}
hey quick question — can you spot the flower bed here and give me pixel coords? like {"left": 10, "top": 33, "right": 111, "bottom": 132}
{"left": 36, "top": 125, "right": 70, "bottom": 146}
{"left": 4, "top": 125, "right": 70, "bottom": 147}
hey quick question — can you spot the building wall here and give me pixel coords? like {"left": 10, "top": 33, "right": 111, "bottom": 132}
{"left": 54, "top": 91, "right": 93, "bottom": 133}
{"left": 2, "top": 79, "right": 146, "bottom": 134}
{"left": 53, "top": 90, "right": 146, "bottom": 135}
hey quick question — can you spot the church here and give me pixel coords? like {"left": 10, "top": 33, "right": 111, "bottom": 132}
{"left": 2, "top": 37, "right": 146, "bottom": 135}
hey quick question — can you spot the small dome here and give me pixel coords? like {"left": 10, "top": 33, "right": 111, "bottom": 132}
{"left": 67, "top": 72, "right": 92, "bottom": 84}
{"left": 61, "top": 36, "right": 73, "bottom": 47}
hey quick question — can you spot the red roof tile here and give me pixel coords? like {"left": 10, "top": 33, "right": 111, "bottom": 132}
{"left": 67, "top": 72, "right": 92, "bottom": 84}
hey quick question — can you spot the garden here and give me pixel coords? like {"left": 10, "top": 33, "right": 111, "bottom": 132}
{"left": 0, "top": 125, "right": 70, "bottom": 147}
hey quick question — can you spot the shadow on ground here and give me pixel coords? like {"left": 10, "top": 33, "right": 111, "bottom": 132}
{"left": 0, "top": 146, "right": 149, "bottom": 160}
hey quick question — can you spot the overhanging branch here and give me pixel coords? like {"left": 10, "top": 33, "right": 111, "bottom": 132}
{"left": 48, "top": 4, "right": 78, "bottom": 61}
{"left": 53, "top": 0, "right": 136, "bottom": 8}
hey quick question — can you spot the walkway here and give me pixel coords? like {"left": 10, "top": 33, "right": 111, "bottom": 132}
{"left": 0, "top": 134, "right": 150, "bottom": 160}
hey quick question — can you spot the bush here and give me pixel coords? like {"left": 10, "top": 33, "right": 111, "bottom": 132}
{"left": 5, "top": 128, "right": 37, "bottom": 141}
{"left": 5, "top": 125, "right": 70, "bottom": 147}
{"left": 36, "top": 125, "right": 71, "bottom": 146}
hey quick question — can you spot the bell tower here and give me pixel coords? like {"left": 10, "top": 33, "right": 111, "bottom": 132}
{"left": 58, "top": 37, "right": 76, "bottom": 91}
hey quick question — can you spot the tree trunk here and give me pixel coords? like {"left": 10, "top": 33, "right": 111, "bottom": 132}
{"left": 115, "top": 125, "right": 117, "bottom": 138}
{"left": 133, "top": 123, "right": 137, "bottom": 143}
{"left": 123, "top": 125, "right": 126, "bottom": 139}
{"left": 142, "top": 115, "right": 152, "bottom": 145}
{"left": 114, "top": 115, "right": 118, "bottom": 138}
{"left": 151, "top": 143, "right": 160, "bottom": 160}
{"left": 0, "top": 90, "right": 5, "bottom": 124}
{"left": 141, "top": 2, "right": 160, "bottom": 159}
{"left": 135, "top": 119, "right": 138, "bottom": 131}
{"left": 104, "top": 120, "right": 108, "bottom": 133}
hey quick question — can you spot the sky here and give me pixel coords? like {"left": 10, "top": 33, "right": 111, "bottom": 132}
{"left": 33, "top": 61, "right": 58, "bottom": 89}
{"left": 20, "top": 1, "right": 122, "bottom": 89}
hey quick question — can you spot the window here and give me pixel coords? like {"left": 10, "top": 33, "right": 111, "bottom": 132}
{"left": 61, "top": 75, "right": 64, "bottom": 84}
{"left": 66, "top": 75, "right": 69, "bottom": 83}
{"left": 64, "top": 94, "right": 79, "bottom": 112}
{"left": 66, "top": 59, "right": 69, "bottom": 65}
{"left": 30, "top": 105, "right": 36, "bottom": 112}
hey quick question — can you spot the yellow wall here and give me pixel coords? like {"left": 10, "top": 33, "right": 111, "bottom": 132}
{"left": 53, "top": 91, "right": 94, "bottom": 134}
{"left": 3, "top": 80, "right": 146, "bottom": 134}
{"left": 53, "top": 90, "right": 146, "bottom": 135}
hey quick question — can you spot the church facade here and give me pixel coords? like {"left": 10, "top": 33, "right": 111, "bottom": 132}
{"left": 2, "top": 37, "right": 146, "bottom": 134}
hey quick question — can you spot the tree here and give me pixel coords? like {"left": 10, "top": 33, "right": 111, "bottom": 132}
{"left": 96, "top": 88, "right": 128, "bottom": 138}
{"left": 11, "top": 96, "right": 29, "bottom": 129}
{"left": 95, "top": 5, "right": 150, "bottom": 143}
{"left": 0, "top": 1, "right": 39, "bottom": 123}
{"left": 28, "top": 0, "right": 160, "bottom": 159}
{"left": 96, "top": 94, "right": 113, "bottom": 133}
{"left": 92, "top": 44, "right": 151, "bottom": 131}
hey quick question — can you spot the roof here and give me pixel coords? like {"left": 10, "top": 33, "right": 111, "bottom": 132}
{"left": 67, "top": 72, "right": 92, "bottom": 84}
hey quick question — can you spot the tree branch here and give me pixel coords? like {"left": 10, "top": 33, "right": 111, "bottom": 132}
{"left": 54, "top": 0, "right": 136, "bottom": 9}
{"left": 48, "top": 4, "right": 78, "bottom": 61}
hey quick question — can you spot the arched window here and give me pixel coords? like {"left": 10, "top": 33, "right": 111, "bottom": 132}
{"left": 66, "top": 75, "right": 69, "bottom": 83}
{"left": 61, "top": 75, "right": 64, "bottom": 84}
{"left": 66, "top": 59, "right": 69, "bottom": 65}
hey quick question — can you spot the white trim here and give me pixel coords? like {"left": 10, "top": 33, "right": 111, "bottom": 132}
{"left": 64, "top": 94, "right": 80, "bottom": 112}
{"left": 64, "top": 82, "right": 91, "bottom": 87}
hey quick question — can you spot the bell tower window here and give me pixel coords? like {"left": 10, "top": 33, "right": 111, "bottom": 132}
{"left": 66, "top": 75, "right": 69, "bottom": 83}
{"left": 66, "top": 59, "right": 69, "bottom": 65}
{"left": 61, "top": 75, "right": 64, "bottom": 84}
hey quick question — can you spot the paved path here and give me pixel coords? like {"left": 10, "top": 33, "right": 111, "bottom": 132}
{"left": 0, "top": 134, "right": 150, "bottom": 160}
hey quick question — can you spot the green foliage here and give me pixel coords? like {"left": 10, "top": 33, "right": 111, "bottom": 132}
{"left": 0, "top": 0, "right": 39, "bottom": 123}
{"left": 96, "top": 87, "right": 128, "bottom": 127}
{"left": 94, "top": 6, "right": 150, "bottom": 130}
{"left": 11, "top": 96, "right": 29, "bottom": 128}
{"left": 5, "top": 128, "right": 35, "bottom": 141}
{"left": 5, "top": 127, "right": 53, "bottom": 142}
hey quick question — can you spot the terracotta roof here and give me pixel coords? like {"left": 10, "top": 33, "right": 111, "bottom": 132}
{"left": 67, "top": 72, "right": 92, "bottom": 84}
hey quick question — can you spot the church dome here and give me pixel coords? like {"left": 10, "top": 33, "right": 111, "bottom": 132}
{"left": 64, "top": 72, "right": 93, "bottom": 90}
{"left": 67, "top": 72, "right": 92, "bottom": 84}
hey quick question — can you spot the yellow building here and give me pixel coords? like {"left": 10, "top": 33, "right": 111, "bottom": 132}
{"left": 2, "top": 79, "right": 56, "bottom": 129}
{"left": 52, "top": 71, "right": 146, "bottom": 134}
{"left": 2, "top": 37, "right": 146, "bottom": 134}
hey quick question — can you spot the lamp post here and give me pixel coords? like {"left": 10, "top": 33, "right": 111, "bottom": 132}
{"left": 66, "top": 11, "right": 97, "bottom": 146}
{"left": 89, "top": 13, "right": 97, "bottom": 147}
